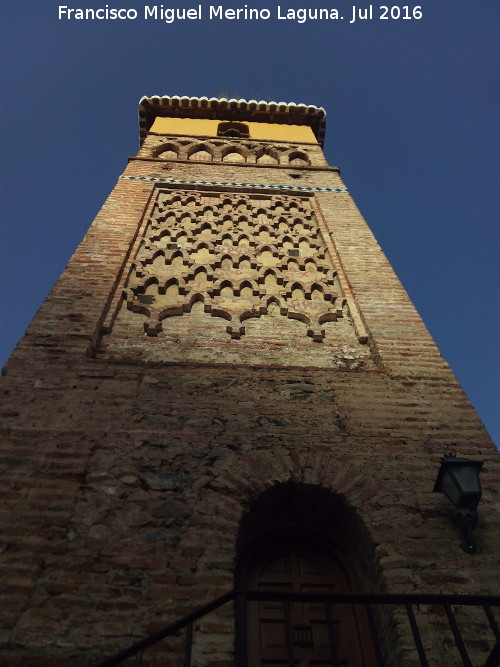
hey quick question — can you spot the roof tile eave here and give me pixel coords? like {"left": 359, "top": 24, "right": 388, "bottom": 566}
{"left": 138, "top": 95, "right": 327, "bottom": 145}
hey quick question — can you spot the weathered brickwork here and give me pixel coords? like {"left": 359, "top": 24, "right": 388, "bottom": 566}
{"left": 0, "top": 105, "right": 498, "bottom": 666}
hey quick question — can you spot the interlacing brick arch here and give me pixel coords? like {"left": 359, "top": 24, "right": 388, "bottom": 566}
{"left": 149, "top": 137, "right": 315, "bottom": 165}
{"left": 255, "top": 145, "right": 280, "bottom": 165}
{"left": 289, "top": 149, "right": 310, "bottom": 166}
{"left": 221, "top": 144, "right": 248, "bottom": 163}
{"left": 187, "top": 142, "right": 215, "bottom": 162}
{"left": 154, "top": 141, "right": 180, "bottom": 159}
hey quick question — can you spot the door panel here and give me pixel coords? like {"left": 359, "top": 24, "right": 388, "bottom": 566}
{"left": 247, "top": 550, "right": 374, "bottom": 667}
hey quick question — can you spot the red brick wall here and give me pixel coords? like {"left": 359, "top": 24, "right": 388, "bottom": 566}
{"left": 0, "top": 131, "right": 498, "bottom": 666}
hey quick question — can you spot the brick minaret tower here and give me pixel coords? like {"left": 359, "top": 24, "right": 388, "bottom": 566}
{"left": 1, "top": 97, "right": 498, "bottom": 667}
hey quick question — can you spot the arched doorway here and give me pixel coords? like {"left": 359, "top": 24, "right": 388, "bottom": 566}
{"left": 236, "top": 483, "right": 378, "bottom": 666}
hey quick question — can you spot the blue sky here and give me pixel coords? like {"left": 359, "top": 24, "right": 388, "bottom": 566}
{"left": 1, "top": 1, "right": 499, "bottom": 444}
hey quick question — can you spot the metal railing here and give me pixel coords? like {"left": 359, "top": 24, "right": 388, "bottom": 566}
{"left": 97, "top": 590, "right": 500, "bottom": 667}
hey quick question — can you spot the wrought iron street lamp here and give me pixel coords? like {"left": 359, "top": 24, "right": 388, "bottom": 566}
{"left": 433, "top": 456, "right": 484, "bottom": 554}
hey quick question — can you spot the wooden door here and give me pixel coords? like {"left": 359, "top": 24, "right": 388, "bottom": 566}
{"left": 247, "top": 549, "right": 374, "bottom": 666}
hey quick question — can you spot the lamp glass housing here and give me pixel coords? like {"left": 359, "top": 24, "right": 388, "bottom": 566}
{"left": 434, "top": 457, "right": 483, "bottom": 509}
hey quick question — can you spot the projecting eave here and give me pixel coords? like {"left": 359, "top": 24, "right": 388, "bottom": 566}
{"left": 138, "top": 96, "right": 327, "bottom": 146}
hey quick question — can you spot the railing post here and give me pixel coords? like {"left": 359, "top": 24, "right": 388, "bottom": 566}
{"left": 405, "top": 602, "right": 429, "bottom": 667}
{"left": 484, "top": 639, "right": 500, "bottom": 667}
{"left": 283, "top": 598, "right": 295, "bottom": 667}
{"left": 483, "top": 604, "right": 500, "bottom": 641}
{"left": 183, "top": 622, "right": 193, "bottom": 667}
{"left": 365, "top": 602, "right": 385, "bottom": 667}
{"left": 325, "top": 601, "right": 340, "bottom": 667}
{"left": 235, "top": 593, "right": 248, "bottom": 667}
{"left": 444, "top": 603, "right": 472, "bottom": 667}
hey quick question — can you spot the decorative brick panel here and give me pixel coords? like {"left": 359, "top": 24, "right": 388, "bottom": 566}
{"left": 98, "top": 188, "right": 372, "bottom": 368}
